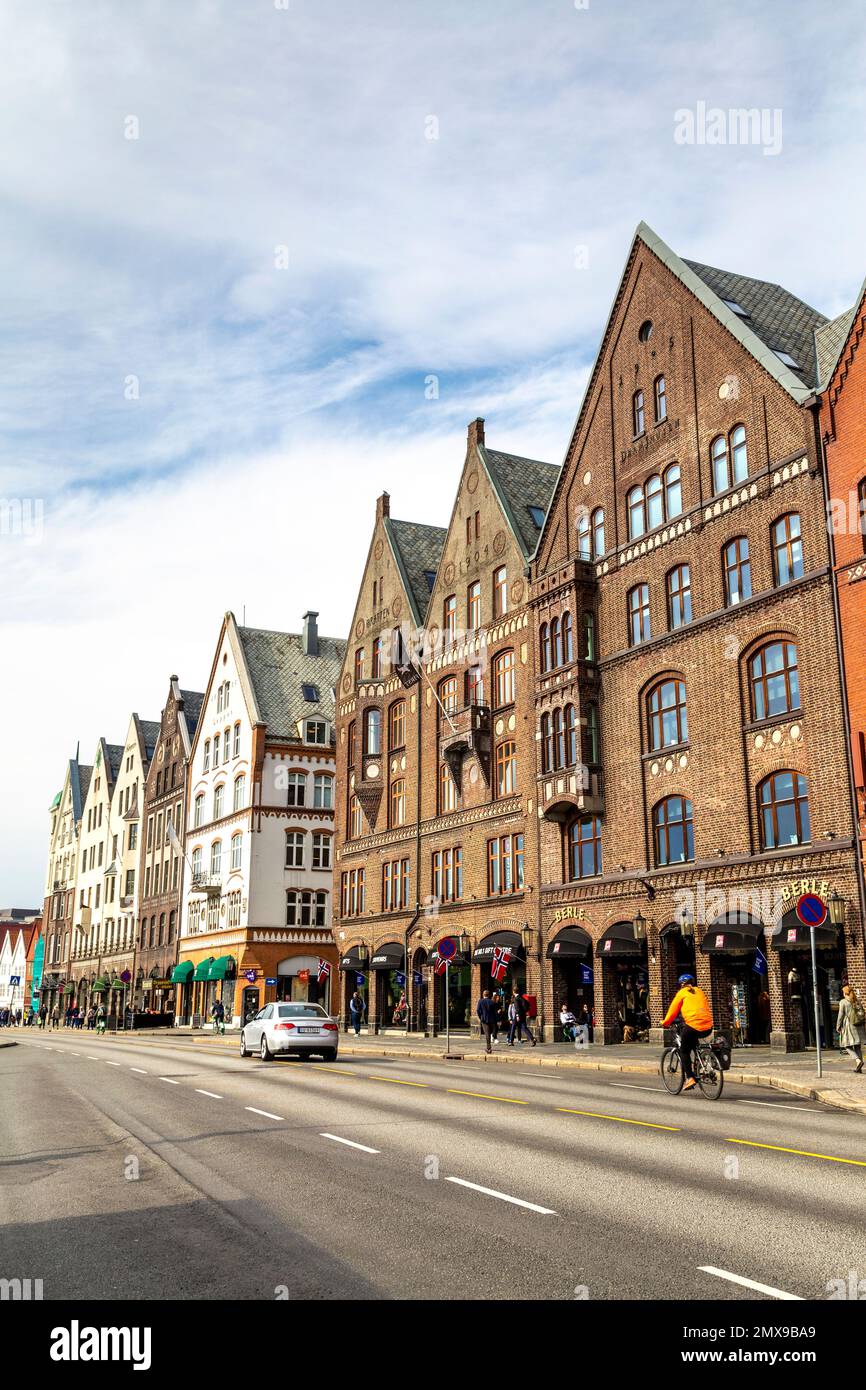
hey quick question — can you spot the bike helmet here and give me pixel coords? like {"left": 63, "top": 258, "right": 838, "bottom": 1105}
{"left": 678, "top": 972, "right": 695, "bottom": 985}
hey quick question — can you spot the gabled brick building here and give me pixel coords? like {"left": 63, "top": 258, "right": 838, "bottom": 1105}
{"left": 531, "top": 222, "right": 864, "bottom": 1049}
{"left": 334, "top": 427, "right": 558, "bottom": 1031}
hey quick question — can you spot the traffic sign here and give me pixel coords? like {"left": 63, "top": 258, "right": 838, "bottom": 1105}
{"left": 437, "top": 936, "right": 457, "bottom": 961}
{"left": 796, "top": 892, "right": 827, "bottom": 927}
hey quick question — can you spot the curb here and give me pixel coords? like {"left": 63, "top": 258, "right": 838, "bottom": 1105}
{"left": 0, "top": 1040, "right": 17, "bottom": 1049}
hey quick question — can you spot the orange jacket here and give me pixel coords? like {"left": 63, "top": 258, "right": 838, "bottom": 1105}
{"left": 661, "top": 985, "right": 713, "bottom": 1032}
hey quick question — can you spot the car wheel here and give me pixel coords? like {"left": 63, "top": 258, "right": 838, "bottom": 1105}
{"left": 260, "top": 1034, "right": 272, "bottom": 1061}
{"left": 300, "top": 1051, "right": 312, "bottom": 1062}
{"left": 239, "top": 1031, "right": 249, "bottom": 1058}
{"left": 322, "top": 1048, "right": 337, "bottom": 1062}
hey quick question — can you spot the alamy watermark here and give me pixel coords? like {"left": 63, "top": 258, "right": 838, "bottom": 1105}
{"left": 674, "top": 102, "right": 783, "bottom": 158}
{"left": 0, "top": 497, "right": 43, "bottom": 541}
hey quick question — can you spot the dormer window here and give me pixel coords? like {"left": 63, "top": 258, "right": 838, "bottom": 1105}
{"left": 302, "top": 684, "right": 319, "bottom": 703}
{"left": 305, "top": 719, "right": 328, "bottom": 746}
{"left": 721, "top": 298, "right": 749, "bottom": 318}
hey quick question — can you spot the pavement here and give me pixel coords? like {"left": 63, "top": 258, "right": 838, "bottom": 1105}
{"left": 3, "top": 1029, "right": 866, "bottom": 1300}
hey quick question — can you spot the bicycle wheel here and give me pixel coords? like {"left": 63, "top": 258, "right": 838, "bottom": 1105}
{"left": 660, "top": 1047, "right": 684, "bottom": 1094}
{"left": 696, "top": 1049, "right": 724, "bottom": 1101}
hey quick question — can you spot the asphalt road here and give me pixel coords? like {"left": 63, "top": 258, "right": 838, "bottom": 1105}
{"left": 3, "top": 1030, "right": 866, "bottom": 1301}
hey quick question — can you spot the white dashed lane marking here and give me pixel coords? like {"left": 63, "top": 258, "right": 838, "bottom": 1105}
{"left": 320, "top": 1133, "right": 379, "bottom": 1153}
{"left": 445, "top": 1176, "right": 556, "bottom": 1215}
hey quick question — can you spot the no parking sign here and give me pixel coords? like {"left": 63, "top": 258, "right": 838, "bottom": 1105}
{"left": 796, "top": 893, "right": 827, "bottom": 928}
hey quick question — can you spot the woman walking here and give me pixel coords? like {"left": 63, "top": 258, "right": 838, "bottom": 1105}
{"left": 837, "top": 985, "right": 864, "bottom": 1072}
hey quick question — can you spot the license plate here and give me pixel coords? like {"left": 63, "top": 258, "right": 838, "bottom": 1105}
{"left": 297, "top": 1027, "right": 320, "bottom": 1034}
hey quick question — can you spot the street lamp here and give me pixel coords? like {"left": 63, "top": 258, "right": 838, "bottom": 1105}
{"left": 828, "top": 889, "right": 846, "bottom": 928}
{"left": 459, "top": 931, "right": 471, "bottom": 958}
{"left": 632, "top": 910, "right": 648, "bottom": 942}
{"left": 678, "top": 907, "right": 694, "bottom": 941}
{"left": 357, "top": 943, "right": 368, "bottom": 965}
{"left": 521, "top": 923, "right": 534, "bottom": 954}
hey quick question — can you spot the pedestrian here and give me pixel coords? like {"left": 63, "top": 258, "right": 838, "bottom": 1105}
{"left": 490, "top": 992, "right": 502, "bottom": 1045}
{"left": 95, "top": 1004, "right": 106, "bottom": 1035}
{"left": 559, "top": 1004, "right": 577, "bottom": 1042}
{"left": 837, "top": 985, "right": 864, "bottom": 1073}
{"left": 50, "top": 1005, "right": 60, "bottom": 1030}
{"left": 513, "top": 990, "right": 537, "bottom": 1046}
{"left": 39, "top": 1004, "right": 48, "bottom": 1029}
{"left": 349, "top": 990, "right": 365, "bottom": 1037}
{"left": 392, "top": 990, "right": 408, "bottom": 1026}
{"left": 211, "top": 998, "right": 225, "bottom": 1034}
{"left": 476, "top": 990, "right": 498, "bottom": 1053}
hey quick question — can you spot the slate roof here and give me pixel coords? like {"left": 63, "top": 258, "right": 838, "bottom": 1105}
{"left": 387, "top": 519, "right": 447, "bottom": 624}
{"left": 683, "top": 259, "right": 827, "bottom": 388}
{"left": 72, "top": 761, "right": 92, "bottom": 822}
{"left": 814, "top": 308, "right": 856, "bottom": 388}
{"left": 180, "top": 689, "right": 205, "bottom": 739}
{"left": 104, "top": 745, "right": 124, "bottom": 781}
{"left": 139, "top": 720, "right": 161, "bottom": 758}
{"left": 237, "top": 625, "right": 346, "bottom": 742}
{"left": 480, "top": 446, "right": 560, "bottom": 560}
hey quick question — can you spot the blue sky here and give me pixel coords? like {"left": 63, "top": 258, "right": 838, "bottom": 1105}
{"left": 2, "top": 0, "right": 865, "bottom": 901}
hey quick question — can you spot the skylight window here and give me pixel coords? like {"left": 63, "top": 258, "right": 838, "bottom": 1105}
{"left": 773, "top": 349, "right": 801, "bottom": 370}
{"left": 423, "top": 570, "right": 436, "bottom": 592}
{"left": 302, "top": 683, "right": 320, "bottom": 702}
{"left": 721, "top": 297, "right": 749, "bottom": 317}
{"left": 528, "top": 505, "right": 546, "bottom": 529}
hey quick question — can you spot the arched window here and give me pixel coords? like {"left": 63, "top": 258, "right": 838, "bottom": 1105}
{"left": 633, "top": 389, "right": 645, "bottom": 436}
{"left": 666, "top": 564, "right": 692, "bottom": 629}
{"left": 771, "top": 514, "right": 804, "bottom": 586}
{"left": 585, "top": 703, "right": 600, "bottom": 764}
{"left": 646, "top": 474, "right": 663, "bottom": 530}
{"left": 648, "top": 678, "right": 688, "bottom": 751}
{"left": 551, "top": 616, "right": 563, "bottom": 668}
{"left": 493, "top": 650, "right": 515, "bottom": 707}
{"left": 438, "top": 676, "right": 459, "bottom": 718}
{"left": 389, "top": 699, "right": 406, "bottom": 749}
{"left": 233, "top": 773, "right": 245, "bottom": 811}
{"left": 583, "top": 611, "right": 595, "bottom": 661}
{"left": 723, "top": 537, "right": 751, "bottom": 606}
{"left": 562, "top": 611, "right": 574, "bottom": 662}
{"left": 210, "top": 840, "right": 222, "bottom": 875}
{"left": 653, "top": 796, "right": 694, "bottom": 866}
{"left": 592, "top": 508, "right": 605, "bottom": 558}
{"left": 443, "top": 594, "right": 457, "bottom": 645}
{"left": 347, "top": 720, "right": 356, "bottom": 768}
{"left": 541, "top": 713, "right": 553, "bottom": 773}
{"left": 758, "top": 771, "right": 810, "bottom": 848}
{"left": 628, "top": 584, "right": 651, "bottom": 645}
{"left": 749, "top": 641, "right": 800, "bottom": 721}
{"left": 731, "top": 424, "right": 748, "bottom": 483}
{"left": 553, "top": 708, "right": 565, "bottom": 770}
{"left": 628, "top": 485, "right": 646, "bottom": 540}
{"left": 495, "top": 740, "right": 517, "bottom": 798}
{"left": 568, "top": 817, "right": 603, "bottom": 879}
{"left": 231, "top": 833, "right": 242, "bottom": 871}
{"left": 390, "top": 778, "right": 407, "bottom": 827}
{"left": 711, "top": 435, "right": 729, "bottom": 494}
{"left": 664, "top": 462, "right": 682, "bottom": 518}
{"left": 365, "top": 707, "right": 382, "bottom": 756}
{"left": 577, "top": 512, "right": 591, "bottom": 559}
{"left": 562, "top": 704, "right": 576, "bottom": 766}
{"left": 539, "top": 623, "right": 551, "bottom": 673}
{"left": 654, "top": 375, "right": 667, "bottom": 423}
{"left": 438, "top": 762, "right": 458, "bottom": 814}
{"left": 349, "top": 794, "right": 364, "bottom": 839}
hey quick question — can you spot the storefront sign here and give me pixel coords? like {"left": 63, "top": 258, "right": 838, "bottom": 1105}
{"left": 244, "top": 970, "right": 257, "bottom": 983}
{"left": 356, "top": 973, "right": 366, "bottom": 986}
{"left": 780, "top": 878, "right": 830, "bottom": 906}
{"left": 753, "top": 950, "right": 767, "bottom": 976}
{"left": 412, "top": 971, "right": 423, "bottom": 986}
{"left": 550, "top": 906, "right": 587, "bottom": 926}
{"left": 265, "top": 977, "right": 277, "bottom": 986}
{"left": 580, "top": 964, "right": 594, "bottom": 984}
{"left": 297, "top": 969, "right": 310, "bottom": 983}
{"left": 395, "top": 972, "right": 406, "bottom": 986}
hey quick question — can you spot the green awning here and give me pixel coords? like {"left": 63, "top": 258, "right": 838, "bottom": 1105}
{"left": 92, "top": 978, "right": 109, "bottom": 993}
{"left": 109, "top": 978, "right": 125, "bottom": 989}
{"left": 193, "top": 958, "right": 214, "bottom": 982}
{"left": 170, "top": 961, "right": 194, "bottom": 984}
{"left": 62, "top": 983, "right": 75, "bottom": 995}
{"left": 206, "top": 955, "right": 236, "bottom": 981}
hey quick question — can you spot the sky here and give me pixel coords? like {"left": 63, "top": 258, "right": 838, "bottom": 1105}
{"left": 2, "top": 0, "right": 865, "bottom": 903}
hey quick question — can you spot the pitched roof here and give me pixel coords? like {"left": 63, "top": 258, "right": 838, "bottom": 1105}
{"left": 386, "top": 518, "right": 447, "bottom": 625}
{"left": 72, "top": 761, "right": 92, "bottom": 822}
{"left": 139, "top": 720, "right": 161, "bottom": 756}
{"left": 180, "top": 689, "right": 205, "bottom": 736}
{"left": 479, "top": 446, "right": 560, "bottom": 560}
{"left": 236, "top": 625, "right": 346, "bottom": 741}
{"left": 105, "top": 744, "right": 124, "bottom": 780}
{"left": 683, "top": 258, "right": 827, "bottom": 389}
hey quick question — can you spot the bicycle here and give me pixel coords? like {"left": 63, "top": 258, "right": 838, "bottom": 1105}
{"left": 660, "top": 1028, "right": 724, "bottom": 1100}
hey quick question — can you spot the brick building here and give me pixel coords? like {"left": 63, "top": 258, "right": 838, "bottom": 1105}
{"left": 136, "top": 678, "right": 203, "bottom": 1016}
{"left": 333, "top": 431, "right": 558, "bottom": 1032}
{"left": 819, "top": 270, "right": 866, "bottom": 958}
{"left": 40, "top": 758, "right": 90, "bottom": 1014}
{"left": 531, "top": 222, "right": 865, "bottom": 1050}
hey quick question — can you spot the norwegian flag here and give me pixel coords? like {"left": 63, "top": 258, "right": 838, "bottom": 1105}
{"left": 316, "top": 958, "right": 331, "bottom": 985}
{"left": 490, "top": 946, "right": 511, "bottom": 981}
{"left": 433, "top": 955, "right": 449, "bottom": 976}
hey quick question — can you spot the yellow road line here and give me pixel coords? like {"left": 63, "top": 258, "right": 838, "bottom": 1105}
{"left": 366, "top": 1075, "right": 429, "bottom": 1088}
{"left": 556, "top": 1107, "right": 680, "bottom": 1132}
{"left": 725, "top": 1138, "right": 866, "bottom": 1167}
{"left": 316, "top": 1067, "right": 361, "bottom": 1078}
{"left": 447, "top": 1089, "right": 528, "bottom": 1105}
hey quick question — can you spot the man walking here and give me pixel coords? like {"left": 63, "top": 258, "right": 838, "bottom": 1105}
{"left": 211, "top": 998, "right": 225, "bottom": 1034}
{"left": 476, "top": 990, "right": 498, "bottom": 1053}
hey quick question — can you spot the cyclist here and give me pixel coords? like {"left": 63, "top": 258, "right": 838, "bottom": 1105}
{"left": 661, "top": 973, "right": 713, "bottom": 1092}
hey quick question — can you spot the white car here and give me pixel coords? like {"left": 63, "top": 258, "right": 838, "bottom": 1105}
{"left": 240, "top": 1002, "right": 339, "bottom": 1062}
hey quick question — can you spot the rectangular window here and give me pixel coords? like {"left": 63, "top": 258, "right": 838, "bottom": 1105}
{"left": 285, "top": 831, "right": 304, "bottom": 868}
{"left": 628, "top": 585, "right": 651, "bottom": 646}
{"left": 487, "top": 834, "right": 524, "bottom": 896}
{"left": 287, "top": 772, "right": 306, "bottom": 807}
{"left": 233, "top": 723, "right": 241, "bottom": 757}
{"left": 354, "top": 648, "right": 365, "bottom": 683}
{"left": 313, "top": 773, "right": 333, "bottom": 809}
{"left": 389, "top": 700, "right": 406, "bottom": 750}
{"left": 312, "top": 832, "right": 332, "bottom": 870}
{"left": 432, "top": 846, "right": 462, "bottom": 902}
{"left": 723, "top": 537, "right": 752, "bottom": 606}
{"left": 443, "top": 594, "right": 457, "bottom": 645}
{"left": 667, "top": 565, "right": 692, "bottom": 630}
{"left": 467, "top": 581, "right": 481, "bottom": 631}
{"left": 372, "top": 637, "right": 384, "bottom": 679}
{"left": 493, "top": 566, "right": 507, "bottom": 618}
{"left": 341, "top": 868, "right": 365, "bottom": 917}
{"left": 390, "top": 778, "right": 406, "bottom": 827}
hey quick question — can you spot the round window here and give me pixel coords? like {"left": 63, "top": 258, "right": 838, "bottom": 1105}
{"left": 638, "top": 319, "right": 653, "bottom": 343}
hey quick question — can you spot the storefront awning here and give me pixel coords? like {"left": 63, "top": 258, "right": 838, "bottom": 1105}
{"left": 91, "top": 978, "right": 109, "bottom": 993}
{"left": 193, "top": 958, "right": 214, "bottom": 982}
{"left": 62, "top": 983, "right": 75, "bottom": 995}
{"left": 472, "top": 931, "right": 524, "bottom": 963}
{"left": 206, "top": 955, "right": 236, "bottom": 981}
{"left": 369, "top": 943, "right": 405, "bottom": 972}
{"left": 770, "top": 911, "right": 840, "bottom": 951}
{"left": 701, "top": 915, "right": 763, "bottom": 955}
{"left": 170, "top": 961, "right": 194, "bottom": 984}
{"left": 339, "top": 947, "right": 368, "bottom": 972}
{"left": 596, "top": 922, "right": 644, "bottom": 959}
{"left": 547, "top": 926, "right": 592, "bottom": 960}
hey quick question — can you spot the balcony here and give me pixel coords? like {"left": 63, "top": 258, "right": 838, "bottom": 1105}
{"left": 440, "top": 704, "right": 491, "bottom": 783}
{"left": 189, "top": 873, "right": 222, "bottom": 897}
{"left": 538, "top": 767, "right": 604, "bottom": 822}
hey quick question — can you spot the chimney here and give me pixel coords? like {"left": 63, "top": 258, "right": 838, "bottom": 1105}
{"left": 376, "top": 491, "right": 390, "bottom": 522}
{"left": 467, "top": 417, "right": 485, "bottom": 449}
{"left": 303, "top": 611, "right": 319, "bottom": 657}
